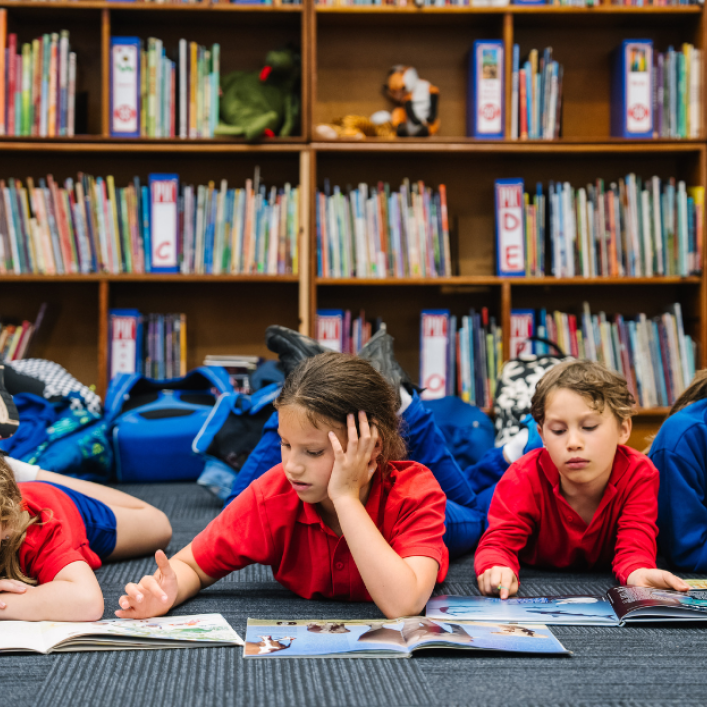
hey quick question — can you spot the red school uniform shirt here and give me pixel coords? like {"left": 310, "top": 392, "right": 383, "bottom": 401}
{"left": 474, "top": 446, "right": 659, "bottom": 585}
{"left": 18, "top": 482, "right": 102, "bottom": 585}
{"left": 191, "top": 460, "right": 449, "bottom": 601}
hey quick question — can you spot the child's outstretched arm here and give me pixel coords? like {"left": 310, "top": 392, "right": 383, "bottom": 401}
{"left": 328, "top": 412, "right": 440, "bottom": 619}
{"left": 0, "top": 561, "right": 104, "bottom": 621}
{"left": 115, "top": 545, "right": 217, "bottom": 619}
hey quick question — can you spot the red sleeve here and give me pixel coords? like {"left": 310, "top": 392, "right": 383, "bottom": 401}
{"left": 612, "top": 459, "right": 659, "bottom": 584}
{"left": 20, "top": 514, "right": 90, "bottom": 585}
{"left": 387, "top": 476, "right": 449, "bottom": 582}
{"left": 473, "top": 465, "right": 539, "bottom": 579}
{"left": 191, "top": 483, "right": 275, "bottom": 580}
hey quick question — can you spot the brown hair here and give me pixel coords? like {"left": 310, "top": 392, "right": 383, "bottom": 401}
{"left": 668, "top": 370, "right": 707, "bottom": 416}
{"left": 530, "top": 360, "right": 636, "bottom": 427}
{"left": 0, "top": 455, "right": 38, "bottom": 584}
{"left": 274, "top": 351, "right": 406, "bottom": 470}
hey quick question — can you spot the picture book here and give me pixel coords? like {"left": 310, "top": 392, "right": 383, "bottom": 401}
{"left": 243, "top": 618, "right": 569, "bottom": 658}
{"left": 495, "top": 179, "right": 525, "bottom": 276}
{"left": 469, "top": 40, "right": 504, "bottom": 138}
{"left": 420, "top": 310, "right": 450, "bottom": 400}
{"left": 611, "top": 40, "right": 653, "bottom": 138}
{"left": 0, "top": 614, "right": 243, "bottom": 655}
{"left": 110, "top": 37, "right": 141, "bottom": 137}
{"left": 427, "top": 587, "right": 707, "bottom": 626}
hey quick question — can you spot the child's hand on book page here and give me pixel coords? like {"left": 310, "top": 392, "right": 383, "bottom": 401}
{"left": 116, "top": 550, "right": 179, "bottom": 619}
{"left": 327, "top": 412, "right": 380, "bottom": 504}
{"left": 0, "top": 579, "right": 29, "bottom": 608}
{"left": 477, "top": 566, "right": 519, "bottom": 600}
{"left": 626, "top": 568, "right": 690, "bottom": 592}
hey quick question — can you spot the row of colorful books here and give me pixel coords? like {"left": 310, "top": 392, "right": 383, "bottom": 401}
{"left": 653, "top": 45, "right": 703, "bottom": 140}
{"left": 510, "top": 46, "right": 563, "bottom": 141}
{"left": 0, "top": 170, "right": 299, "bottom": 275}
{"left": 495, "top": 176, "right": 704, "bottom": 278}
{"left": 109, "top": 309, "right": 187, "bottom": 380}
{"left": 0, "top": 320, "right": 34, "bottom": 361}
{"left": 316, "top": 180, "right": 452, "bottom": 279}
{"left": 420, "top": 308, "right": 502, "bottom": 408}
{"left": 111, "top": 37, "right": 219, "bottom": 139}
{"left": 510, "top": 302, "right": 695, "bottom": 408}
{"left": 315, "top": 310, "right": 381, "bottom": 354}
{"left": 0, "top": 16, "right": 76, "bottom": 137}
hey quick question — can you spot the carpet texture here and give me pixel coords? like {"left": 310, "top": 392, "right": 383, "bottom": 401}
{"left": 4, "top": 482, "right": 707, "bottom": 707}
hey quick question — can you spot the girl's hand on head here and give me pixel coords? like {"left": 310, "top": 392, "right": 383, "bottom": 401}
{"left": 327, "top": 411, "right": 379, "bottom": 504}
{"left": 626, "top": 567, "right": 690, "bottom": 592}
{"left": 115, "top": 550, "right": 179, "bottom": 619}
{"left": 477, "top": 566, "right": 519, "bottom": 600}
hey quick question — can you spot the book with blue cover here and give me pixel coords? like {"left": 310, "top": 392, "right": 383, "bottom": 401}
{"left": 611, "top": 40, "right": 653, "bottom": 138}
{"left": 469, "top": 40, "right": 505, "bottom": 139}
{"left": 149, "top": 174, "right": 180, "bottom": 273}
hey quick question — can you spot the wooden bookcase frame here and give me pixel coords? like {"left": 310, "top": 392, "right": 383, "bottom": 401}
{"left": 0, "top": 0, "right": 703, "bottom": 447}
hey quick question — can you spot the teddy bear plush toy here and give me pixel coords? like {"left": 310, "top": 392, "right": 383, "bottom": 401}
{"left": 372, "top": 65, "right": 440, "bottom": 137}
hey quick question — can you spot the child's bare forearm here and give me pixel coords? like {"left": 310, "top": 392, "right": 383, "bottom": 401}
{"left": 0, "top": 581, "right": 104, "bottom": 622}
{"left": 333, "top": 496, "right": 431, "bottom": 618}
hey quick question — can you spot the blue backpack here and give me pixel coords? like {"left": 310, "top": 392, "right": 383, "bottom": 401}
{"left": 105, "top": 366, "right": 233, "bottom": 482}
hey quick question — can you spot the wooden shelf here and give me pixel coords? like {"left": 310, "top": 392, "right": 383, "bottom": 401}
{"left": 0, "top": 1, "right": 302, "bottom": 11}
{"left": 0, "top": 274, "right": 300, "bottom": 282}
{"left": 317, "top": 276, "right": 702, "bottom": 286}
{"left": 634, "top": 408, "right": 671, "bottom": 417}
{"left": 0, "top": 138, "right": 306, "bottom": 153}
{"left": 316, "top": 4, "right": 701, "bottom": 13}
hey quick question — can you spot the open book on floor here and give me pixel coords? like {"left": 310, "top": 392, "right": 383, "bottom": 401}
{"left": 243, "top": 618, "right": 569, "bottom": 658}
{"left": 426, "top": 587, "right": 707, "bottom": 626}
{"left": 0, "top": 614, "right": 243, "bottom": 654}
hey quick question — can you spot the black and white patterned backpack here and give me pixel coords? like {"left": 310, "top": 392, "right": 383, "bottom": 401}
{"left": 493, "top": 339, "right": 571, "bottom": 447}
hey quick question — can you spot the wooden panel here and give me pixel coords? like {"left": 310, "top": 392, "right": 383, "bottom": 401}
{"left": 628, "top": 414, "right": 666, "bottom": 452}
{"left": 316, "top": 282, "right": 502, "bottom": 384}
{"left": 0, "top": 281, "right": 100, "bottom": 387}
{"left": 5, "top": 6, "right": 105, "bottom": 135}
{"left": 315, "top": 13, "right": 503, "bottom": 138}
{"left": 512, "top": 13, "right": 699, "bottom": 140}
{"left": 108, "top": 280, "right": 300, "bottom": 370}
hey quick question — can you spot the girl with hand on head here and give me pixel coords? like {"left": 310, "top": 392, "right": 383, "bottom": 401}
{"left": 116, "top": 352, "right": 448, "bottom": 620}
{"left": 0, "top": 455, "right": 172, "bottom": 621}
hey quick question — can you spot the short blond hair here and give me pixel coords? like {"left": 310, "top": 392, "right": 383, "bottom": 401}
{"left": 530, "top": 360, "right": 636, "bottom": 427}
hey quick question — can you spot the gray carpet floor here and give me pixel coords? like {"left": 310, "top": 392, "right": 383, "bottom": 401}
{"left": 4, "top": 482, "right": 707, "bottom": 707}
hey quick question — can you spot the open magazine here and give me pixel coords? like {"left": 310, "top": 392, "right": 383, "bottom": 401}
{"left": 243, "top": 618, "right": 569, "bottom": 658}
{"left": 0, "top": 614, "right": 243, "bottom": 654}
{"left": 427, "top": 587, "right": 707, "bottom": 626}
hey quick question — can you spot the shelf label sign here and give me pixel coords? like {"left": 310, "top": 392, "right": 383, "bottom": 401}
{"left": 149, "top": 174, "right": 179, "bottom": 272}
{"left": 420, "top": 310, "right": 449, "bottom": 400}
{"left": 316, "top": 310, "right": 344, "bottom": 353}
{"left": 110, "top": 314, "right": 138, "bottom": 378}
{"left": 473, "top": 41, "right": 504, "bottom": 138}
{"left": 110, "top": 39, "right": 141, "bottom": 137}
{"left": 495, "top": 179, "right": 526, "bottom": 276}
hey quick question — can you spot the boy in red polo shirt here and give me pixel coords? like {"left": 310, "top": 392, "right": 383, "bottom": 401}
{"left": 475, "top": 360, "right": 690, "bottom": 599}
{"left": 117, "top": 353, "right": 448, "bottom": 620}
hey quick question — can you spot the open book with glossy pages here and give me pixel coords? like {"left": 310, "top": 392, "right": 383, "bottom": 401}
{"left": 0, "top": 614, "right": 243, "bottom": 654}
{"left": 426, "top": 587, "right": 707, "bottom": 626}
{"left": 243, "top": 618, "right": 569, "bottom": 658}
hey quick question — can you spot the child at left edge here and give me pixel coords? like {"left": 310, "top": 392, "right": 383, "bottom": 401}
{"left": 475, "top": 360, "right": 690, "bottom": 599}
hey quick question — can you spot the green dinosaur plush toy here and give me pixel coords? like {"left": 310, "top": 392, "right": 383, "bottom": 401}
{"left": 216, "top": 47, "right": 301, "bottom": 141}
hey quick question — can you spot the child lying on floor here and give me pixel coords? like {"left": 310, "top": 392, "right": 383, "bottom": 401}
{"left": 116, "top": 352, "right": 448, "bottom": 620}
{"left": 0, "top": 456, "right": 172, "bottom": 621}
{"left": 475, "top": 360, "right": 690, "bottom": 599}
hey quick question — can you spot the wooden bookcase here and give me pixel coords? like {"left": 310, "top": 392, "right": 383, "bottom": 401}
{"left": 0, "top": 0, "right": 704, "bottom": 449}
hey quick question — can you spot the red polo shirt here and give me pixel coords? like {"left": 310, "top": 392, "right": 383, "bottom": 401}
{"left": 19, "top": 482, "right": 102, "bottom": 585}
{"left": 191, "top": 460, "right": 449, "bottom": 601}
{"left": 474, "top": 446, "right": 659, "bottom": 585}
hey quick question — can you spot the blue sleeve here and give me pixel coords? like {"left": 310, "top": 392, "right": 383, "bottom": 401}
{"left": 403, "top": 393, "right": 508, "bottom": 508}
{"left": 225, "top": 411, "right": 281, "bottom": 506}
{"left": 653, "top": 428, "right": 707, "bottom": 571}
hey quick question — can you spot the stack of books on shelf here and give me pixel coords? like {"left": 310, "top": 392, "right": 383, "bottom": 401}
{"left": 495, "top": 176, "right": 703, "bottom": 278}
{"left": 203, "top": 354, "right": 259, "bottom": 393}
{"left": 110, "top": 37, "right": 220, "bottom": 139}
{"left": 0, "top": 16, "right": 76, "bottom": 138}
{"left": 0, "top": 170, "right": 299, "bottom": 276}
{"left": 420, "top": 308, "right": 501, "bottom": 408}
{"left": 510, "top": 46, "right": 563, "bottom": 141}
{"left": 315, "top": 309, "right": 382, "bottom": 354}
{"left": 109, "top": 309, "right": 187, "bottom": 380}
{"left": 511, "top": 302, "right": 696, "bottom": 409}
{"left": 653, "top": 44, "right": 703, "bottom": 139}
{"left": 317, "top": 180, "right": 452, "bottom": 279}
